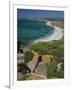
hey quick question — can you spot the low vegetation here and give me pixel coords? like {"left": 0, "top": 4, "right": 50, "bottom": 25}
{"left": 47, "top": 59, "right": 64, "bottom": 78}
{"left": 30, "top": 40, "right": 64, "bottom": 61}
{"left": 24, "top": 51, "right": 34, "bottom": 63}
{"left": 29, "top": 40, "right": 64, "bottom": 78}
{"left": 46, "top": 59, "right": 58, "bottom": 78}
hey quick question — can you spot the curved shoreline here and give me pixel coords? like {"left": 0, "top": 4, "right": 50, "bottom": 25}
{"left": 33, "top": 21, "right": 63, "bottom": 43}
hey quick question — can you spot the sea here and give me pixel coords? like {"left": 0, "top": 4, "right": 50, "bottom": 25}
{"left": 17, "top": 19, "right": 54, "bottom": 48}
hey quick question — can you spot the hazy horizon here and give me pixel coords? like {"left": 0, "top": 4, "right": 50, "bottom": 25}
{"left": 17, "top": 9, "right": 64, "bottom": 20}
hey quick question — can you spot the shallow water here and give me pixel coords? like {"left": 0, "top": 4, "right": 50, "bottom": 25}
{"left": 17, "top": 19, "right": 54, "bottom": 47}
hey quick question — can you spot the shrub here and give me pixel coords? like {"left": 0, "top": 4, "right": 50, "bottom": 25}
{"left": 24, "top": 51, "right": 34, "bottom": 63}
{"left": 47, "top": 59, "right": 64, "bottom": 78}
{"left": 56, "top": 71, "right": 64, "bottom": 78}
{"left": 47, "top": 59, "right": 58, "bottom": 78}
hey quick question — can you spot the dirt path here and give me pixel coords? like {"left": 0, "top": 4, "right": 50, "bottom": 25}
{"left": 35, "top": 63, "right": 48, "bottom": 77}
{"left": 27, "top": 51, "right": 38, "bottom": 72}
{"left": 27, "top": 51, "right": 51, "bottom": 78}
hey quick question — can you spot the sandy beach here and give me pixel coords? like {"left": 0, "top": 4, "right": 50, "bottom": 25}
{"left": 34, "top": 21, "right": 63, "bottom": 43}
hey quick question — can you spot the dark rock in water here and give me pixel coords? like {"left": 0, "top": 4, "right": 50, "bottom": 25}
{"left": 19, "top": 48, "right": 23, "bottom": 53}
{"left": 17, "top": 41, "right": 24, "bottom": 53}
{"left": 17, "top": 41, "right": 20, "bottom": 53}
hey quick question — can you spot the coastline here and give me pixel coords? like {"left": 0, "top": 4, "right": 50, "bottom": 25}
{"left": 33, "top": 21, "right": 63, "bottom": 43}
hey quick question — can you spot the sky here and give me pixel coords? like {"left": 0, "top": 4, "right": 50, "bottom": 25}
{"left": 17, "top": 9, "right": 64, "bottom": 19}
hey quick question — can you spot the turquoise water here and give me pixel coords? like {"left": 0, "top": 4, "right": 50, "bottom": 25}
{"left": 17, "top": 19, "right": 54, "bottom": 47}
